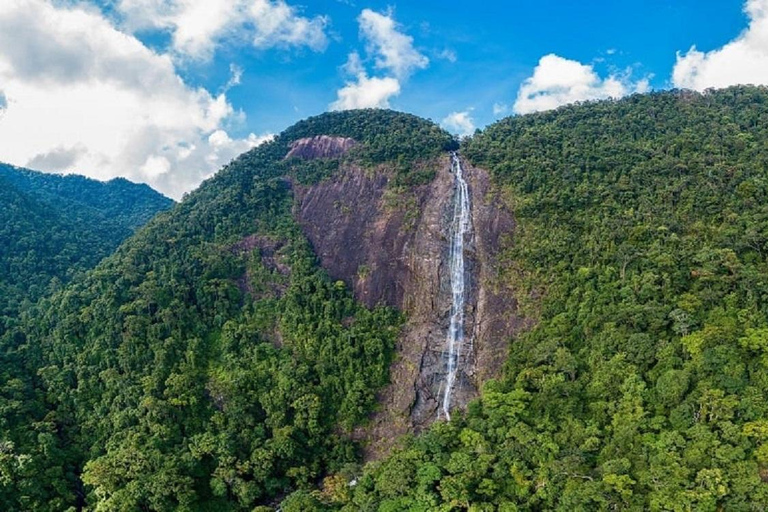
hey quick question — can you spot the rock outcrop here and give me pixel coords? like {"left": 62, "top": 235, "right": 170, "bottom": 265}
{"left": 292, "top": 154, "right": 525, "bottom": 458}
{"left": 286, "top": 135, "right": 357, "bottom": 160}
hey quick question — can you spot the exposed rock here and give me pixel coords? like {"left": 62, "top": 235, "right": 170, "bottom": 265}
{"left": 232, "top": 235, "right": 290, "bottom": 299}
{"left": 292, "top": 155, "right": 526, "bottom": 459}
{"left": 464, "top": 161, "right": 533, "bottom": 384}
{"left": 286, "top": 135, "right": 357, "bottom": 160}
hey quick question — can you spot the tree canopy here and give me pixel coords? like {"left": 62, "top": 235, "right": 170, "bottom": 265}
{"left": 0, "top": 110, "right": 449, "bottom": 510}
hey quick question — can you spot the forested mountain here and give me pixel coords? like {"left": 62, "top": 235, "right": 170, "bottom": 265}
{"left": 0, "top": 165, "right": 172, "bottom": 231}
{"left": 5, "top": 87, "right": 768, "bottom": 511}
{"left": 344, "top": 86, "right": 768, "bottom": 510}
{"left": 0, "top": 111, "right": 453, "bottom": 511}
{"left": 0, "top": 165, "right": 172, "bottom": 327}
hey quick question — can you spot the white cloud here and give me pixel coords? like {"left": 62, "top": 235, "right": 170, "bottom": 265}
{"left": 673, "top": 0, "right": 768, "bottom": 90}
{"left": 492, "top": 102, "right": 509, "bottom": 116}
{"left": 250, "top": 0, "right": 328, "bottom": 51}
{"left": 330, "top": 73, "right": 400, "bottom": 110}
{"left": 341, "top": 51, "right": 365, "bottom": 75}
{"left": 358, "top": 8, "right": 428, "bottom": 79}
{"left": 202, "top": 130, "right": 274, "bottom": 169}
{"left": 437, "top": 48, "right": 457, "bottom": 63}
{"left": 441, "top": 110, "right": 475, "bottom": 137}
{"left": 223, "top": 63, "right": 243, "bottom": 92}
{"left": 27, "top": 144, "right": 88, "bottom": 172}
{"left": 116, "top": 0, "right": 328, "bottom": 60}
{"left": 0, "top": 0, "right": 268, "bottom": 199}
{"left": 331, "top": 9, "right": 426, "bottom": 111}
{"left": 635, "top": 77, "right": 652, "bottom": 94}
{"left": 514, "top": 54, "right": 648, "bottom": 114}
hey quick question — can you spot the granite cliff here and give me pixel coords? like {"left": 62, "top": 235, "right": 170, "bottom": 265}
{"left": 289, "top": 136, "right": 526, "bottom": 456}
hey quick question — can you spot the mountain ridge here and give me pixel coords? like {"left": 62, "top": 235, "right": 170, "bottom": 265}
{"left": 5, "top": 87, "right": 768, "bottom": 510}
{"left": 0, "top": 163, "right": 173, "bottom": 324}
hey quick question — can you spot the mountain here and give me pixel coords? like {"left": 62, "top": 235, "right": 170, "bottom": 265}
{"left": 0, "top": 110, "right": 456, "bottom": 511}
{"left": 346, "top": 86, "right": 768, "bottom": 510}
{"left": 5, "top": 86, "right": 768, "bottom": 511}
{"left": 0, "top": 164, "right": 173, "bottom": 325}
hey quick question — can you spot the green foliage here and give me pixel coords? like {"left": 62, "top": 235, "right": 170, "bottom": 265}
{"left": 282, "top": 109, "right": 453, "bottom": 167}
{"left": 0, "top": 110, "right": 430, "bottom": 510}
{"left": 346, "top": 86, "right": 768, "bottom": 510}
{"left": 0, "top": 164, "right": 172, "bottom": 231}
{"left": 0, "top": 164, "right": 172, "bottom": 323}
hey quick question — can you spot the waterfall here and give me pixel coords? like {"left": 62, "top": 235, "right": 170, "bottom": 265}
{"left": 441, "top": 152, "right": 471, "bottom": 420}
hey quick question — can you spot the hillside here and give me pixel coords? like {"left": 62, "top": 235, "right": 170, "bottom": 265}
{"left": 5, "top": 87, "right": 768, "bottom": 511}
{"left": 0, "top": 165, "right": 172, "bottom": 325}
{"left": 0, "top": 110, "right": 456, "bottom": 511}
{"left": 342, "top": 86, "right": 768, "bottom": 511}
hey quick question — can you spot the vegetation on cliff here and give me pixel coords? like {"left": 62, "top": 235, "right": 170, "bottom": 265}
{"left": 0, "top": 110, "right": 449, "bottom": 510}
{"left": 339, "top": 86, "right": 768, "bottom": 511}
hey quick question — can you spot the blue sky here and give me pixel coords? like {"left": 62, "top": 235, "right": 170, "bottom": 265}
{"left": 163, "top": 0, "right": 749, "bottom": 135}
{"left": 0, "top": 0, "right": 765, "bottom": 198}
{"left": 217, "top": 0, "right": 748, "bottom": 135}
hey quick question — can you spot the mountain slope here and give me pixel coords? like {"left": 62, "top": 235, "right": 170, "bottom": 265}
{"left": 0, "top": 165, "right": 172, "bottom": 323}
{"left": 0, "top": 164, "right": 172, "bottom": 231}
{"left": 343, "top": 86, "right": 768, "bottom": 511}
{"left": 0, "top": 111, "right": 454, "bottom": 511}
{"left": 7, "top": 87, "right": 768, "bottom": 512}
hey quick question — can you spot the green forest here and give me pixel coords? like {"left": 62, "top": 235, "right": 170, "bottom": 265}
{"left": 339, "top": 86, "right": 768, "bottom": 510}
{"left": 0, "top": 165, "right": 172, "bottom": 329}
{"left": 0, "top": 111, "right": 450, "bottom": 511}
{"left": 5, "top": 87, "right": 768, "bottom": 511}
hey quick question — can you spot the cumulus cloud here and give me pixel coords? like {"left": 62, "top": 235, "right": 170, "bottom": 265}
{"left": 358, "top": 8, "right": 428, "bottom": 79}
{"left": 206, "top": 130, "right": 274, "bottom": 166}
{"left": 0, "top": 0, "right": 268, "bottom": 199}
{"left": 673, "top": 0, "right": 768, "bottom": 90}
{"left": 250, "top": 0, "right": 328, "bottom": 50}
{"left": 441, "top": 111, "right": 476, "bottom": 137}
{"left": 331, "top": 9, "right": 426, "bottom": 111}
{"left": 28, "top": 144, "right": 88, "bottom": 172}
{"left": 330, "top": 74, "right": 400, "bottom": 110}
{"left": 341, "top": 51, "right": 365, "bottom": 75}
{"left": 513, "top": 54, "right": 649, "bottom": 114}
{"left": 116, "top": 0, "right": 328, "bottom": 60}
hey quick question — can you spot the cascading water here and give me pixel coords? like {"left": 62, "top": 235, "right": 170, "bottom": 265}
{"left": 440, "top": 152, "right": 471, "bottom": 420}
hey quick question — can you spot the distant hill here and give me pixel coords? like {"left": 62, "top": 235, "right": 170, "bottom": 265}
{"left": 0, "top": 164, "right": 172, "bottom": 323}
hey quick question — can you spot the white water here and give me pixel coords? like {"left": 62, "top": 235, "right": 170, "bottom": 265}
{"left": 441, "top": 153, "right": 471, "bottom": 420}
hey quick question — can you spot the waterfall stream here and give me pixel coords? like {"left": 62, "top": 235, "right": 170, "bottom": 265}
{"left": 440, "top": 153, "right": 471, "bottom": 420}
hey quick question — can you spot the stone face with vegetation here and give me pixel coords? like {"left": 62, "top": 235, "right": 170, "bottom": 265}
{"left": 6, "top": 87, "right": 768, "bottom": 511}
{"left": 343, "top": 86, "right": 768, "bottom": 511}
{"left": 0, "top": 110, "right": 453, "bottom": 511}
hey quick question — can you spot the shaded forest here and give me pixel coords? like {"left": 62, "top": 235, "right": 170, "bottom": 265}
{"left": 0, "top": 164, "right": 172, "bottom": 327}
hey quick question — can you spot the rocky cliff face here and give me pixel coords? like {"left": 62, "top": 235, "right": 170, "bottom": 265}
{"left": 286, "top": 135, "right": 357, "bottom": 159}
{"left": 292, "top": 150, "right": 525, "bottom": 458}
